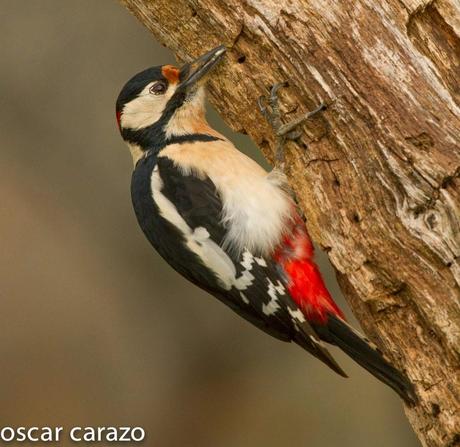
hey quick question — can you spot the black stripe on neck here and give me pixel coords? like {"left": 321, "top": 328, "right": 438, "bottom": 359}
{"left": 122, "top": 88, "right": 222, "bottom": 153}
{"left": 121, "top": 89, "right": 188, "bottom": 150}
{"left": 167, "top": 134, "right": 222, "bottom": 145}
{"left": 122, "top": 124, "right": 222, "bottom": 154}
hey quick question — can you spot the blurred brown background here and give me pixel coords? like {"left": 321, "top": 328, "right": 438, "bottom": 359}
{"left": 0, "top": 1, "right": 419, "bottom": 446}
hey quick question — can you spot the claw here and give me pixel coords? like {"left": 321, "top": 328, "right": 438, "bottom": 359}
{"left": 257, "top": 95, "right": 269, "bottom": 117}
{"left": 277, "top": 102, "right": 327, "bottom": 137}
{"left": 285, "top": 129, "right": 302, "bottom": 140}
{"left": 270, "top": 82, "right": 288, "bottom": 94}
{"left": 258, "top": 82, "right": 326, "bottom": 169}
{"left": 268, "top": 82, "right": 287, "bottom": 108}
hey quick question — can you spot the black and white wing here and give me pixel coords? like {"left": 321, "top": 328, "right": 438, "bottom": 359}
{"left": 131, "top": 154, "right": 346, "bottom": 375}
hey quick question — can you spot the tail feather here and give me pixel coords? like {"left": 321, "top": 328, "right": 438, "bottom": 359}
{"left": 313, "top": 314, "right": 418, "bottom": 405}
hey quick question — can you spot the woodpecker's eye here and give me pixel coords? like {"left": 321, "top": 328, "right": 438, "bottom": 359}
{"left": 149, "top": 81, "right": 167, "bottom": 95}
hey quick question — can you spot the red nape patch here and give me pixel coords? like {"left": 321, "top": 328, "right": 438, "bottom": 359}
{"left": 161, "top": 65, "right": 180, "bottom": 83}
{"left": 116, "top": 110, "right": 122, "bottom": 131}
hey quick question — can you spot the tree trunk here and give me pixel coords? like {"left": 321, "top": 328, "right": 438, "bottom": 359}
{"left": 120, "top": 0, "right": 460, "bottom": 445}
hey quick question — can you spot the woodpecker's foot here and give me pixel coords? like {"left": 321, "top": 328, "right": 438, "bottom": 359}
{"left": 258, "top": 83, "right": 326, "bottom": 167}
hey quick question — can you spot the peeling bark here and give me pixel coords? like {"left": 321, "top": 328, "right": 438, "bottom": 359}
{"left": 120, "top": 0, "right": 460, "bottom": 445}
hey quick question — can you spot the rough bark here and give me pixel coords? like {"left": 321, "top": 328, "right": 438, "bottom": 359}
{"left": 120, "top": 0, "right": 460, "bottom": 445}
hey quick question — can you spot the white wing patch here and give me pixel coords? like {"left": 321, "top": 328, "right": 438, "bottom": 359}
{"left": 234, "top": 250, "right": 256, "bottom": 290}
{"left": 255, "top": 257, "right": 267, "bottom": 267}
{"left": 151, "top": 170, "right": 190, "bottom": 234}
{"left": 151, "top": 167, "right": 305, "bottom": 323}
{"left": 240, "top": 292, "right": 250, "bottom": 304}
{"left": 241, "top": 251, "right": 255, "bottom": 270}
{"left": 234, "top": 270, "right": 255, "bottom": 291}
{"left": 152, "top": 170, "right": 258, "bottom": 292}
{"left": 262, "top": 279, "right": 285, "bottom": 316}
{"left": 274, "top": 280, "right": 286, "bottom": 295}
{"left": 159, "top": 142, "right": 295, "bottom": 256}
{"left": 288, "top": 308, "right": 306, "bottom": 323}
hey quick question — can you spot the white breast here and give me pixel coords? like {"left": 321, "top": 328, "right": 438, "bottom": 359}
{"left": 160, "top": 140, "right": 295, "bottom": 256}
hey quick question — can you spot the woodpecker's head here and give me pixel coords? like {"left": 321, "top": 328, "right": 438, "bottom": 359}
{"left": 116, "top": 45, "right": 226, "bottom": 160}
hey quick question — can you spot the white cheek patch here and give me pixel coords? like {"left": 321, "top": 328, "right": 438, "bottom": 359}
{"left": 121, "top": 83, "right": 177, "bottom": 130}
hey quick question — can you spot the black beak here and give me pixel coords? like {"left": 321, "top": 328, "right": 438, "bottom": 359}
{"left": 179, "top": 45, "right": 226, "bottom": 89}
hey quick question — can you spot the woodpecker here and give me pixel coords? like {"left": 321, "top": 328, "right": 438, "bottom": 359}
{"left": 116, "top": 45, "right": 417, "bottom": 404}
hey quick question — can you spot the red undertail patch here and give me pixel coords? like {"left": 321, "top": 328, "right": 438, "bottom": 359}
{"left": 284, "top": 258, "right": 344, "bottom": 323}
{"left": 274, "top": 217, "right": 345, "bottom": 323}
